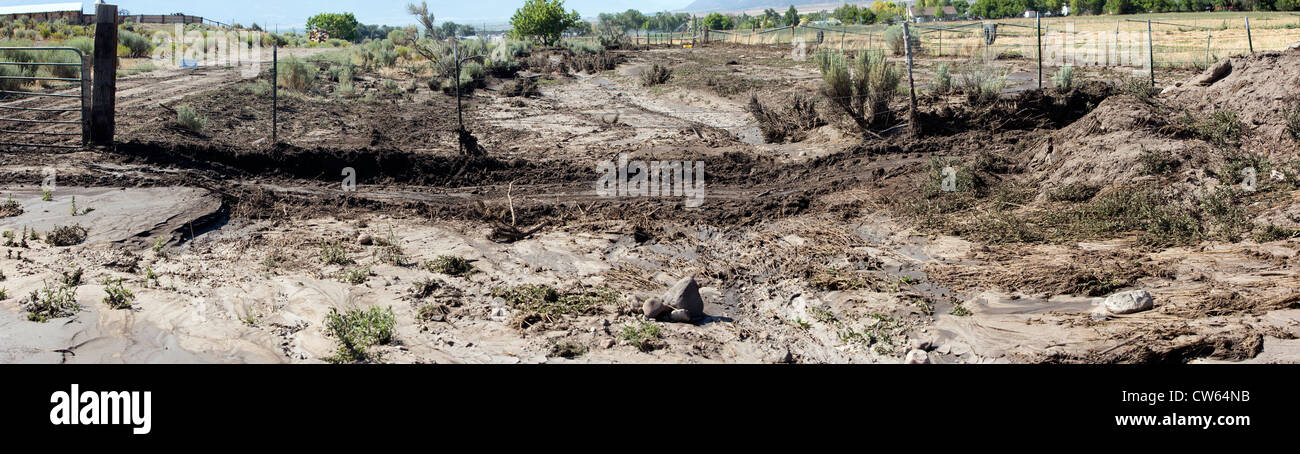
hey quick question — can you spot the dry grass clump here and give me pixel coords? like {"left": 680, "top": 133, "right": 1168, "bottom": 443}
{"left": 277, "top": 56, "right": 318, "bottom": 92}
{"left": 641, "top": 63, "right": 671, "bottom": 87}
{"left": 491, "top": 284, "right": 617, "bottom": 329}
{"left": 568, "top": 51, "right": 622, "bottom": 74}
{"left": 747, "top": 94, "right": 825, "bottom": 143}
{"left": 45, "top": 225, "right": 87, "bottom": 246}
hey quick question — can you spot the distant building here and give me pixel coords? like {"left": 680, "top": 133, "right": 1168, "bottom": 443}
{"left": 909, "top": 6, "right": 958, "bottom": 23}
{"left": 0, "top": 2, "right": 86, "bottom": 24}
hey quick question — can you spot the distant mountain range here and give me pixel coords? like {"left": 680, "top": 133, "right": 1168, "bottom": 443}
{"left": 682, "top": 1, "right": 791, "bottom": 13}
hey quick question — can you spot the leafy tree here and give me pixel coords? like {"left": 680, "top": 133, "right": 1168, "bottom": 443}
{"left": 645, "top": 12, "right": 691, "bottom": 32}
{"left": 1104, "top": 0, "right": 1133, "bottom": 13}
{"left": 871, "top": 1, "right": 906, "bottom": 21}
{"left": 306, "top": 12, "right": 360, "bottom": 41}
{"left": 510, "top": 0, "right": 582, "bottom": 45}
{"left": 356, "top": 24, "right": 400, "bottom": 41}
{"left": 598, "top": 9, "right": 648, "bottom": 32}
{"left": 784, "top": 6, "right": 800, "bottom": 26}
{"left": 953, "top": 0, "right": 972, "bottom": 15}
{"left": 703, "top": 12, "right": 735, "bottom": 30}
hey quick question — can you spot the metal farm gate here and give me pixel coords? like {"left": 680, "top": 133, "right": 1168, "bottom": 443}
{"left": 0, "top": 47, "right": 90, "bottom": 150}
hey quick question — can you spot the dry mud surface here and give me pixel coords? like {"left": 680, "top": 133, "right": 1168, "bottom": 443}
{"left": 1, "top": 43, "right": 1299, "bottom": 363}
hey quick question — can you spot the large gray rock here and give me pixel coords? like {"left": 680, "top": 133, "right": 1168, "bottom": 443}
{"left": 1103, "top": 290, "right": 1154, "bottom": 314}
{"left": 642, "top": 297, "right": 667, "bottom": 318}
{"left": 662, "top": 276, "right": 704, "bottom": 318}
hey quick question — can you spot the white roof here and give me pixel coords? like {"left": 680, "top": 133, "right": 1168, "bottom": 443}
{"left": 0, "top": 3, "right": 85, "bottom": 15}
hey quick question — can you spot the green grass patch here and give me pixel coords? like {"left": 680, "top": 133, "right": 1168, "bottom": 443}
{"left": 424, "top": 255, "right": 475, "bottom": 277}
{"left": 619, "top": 321, "right": 662, "bottom": 352}
{"left": 323, "top": 306, "right": 396, "bottom": 363}
{"left": 102, "top": 278, "right": 135, "bottom": 310}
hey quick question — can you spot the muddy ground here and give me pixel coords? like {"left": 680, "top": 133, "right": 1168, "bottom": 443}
{"left": 1, "top": 42, "right": 1298, "bottom": 364}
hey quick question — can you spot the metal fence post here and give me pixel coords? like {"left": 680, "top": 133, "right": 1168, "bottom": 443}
{"left": 1147, "top": 20, "right": 1155, "bottom": 87}
{"left": 1245, "top": 17, "right": 1253, "bottom": 54}
{"left": 1205, "top": 30, "right": 1211, "bottom": 68}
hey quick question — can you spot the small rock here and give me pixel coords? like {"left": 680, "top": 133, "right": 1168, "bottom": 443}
{"left": 909, "top": 338, "right": 933, "bottom": 351}
{"left": 904, "top": 349, "right": 930, "bottom": 364}
{"left": 669, "top": 309, "right": 691, "bottom": 323}
{"left": 774, "top": 349, "right": 794, "bottom": 364}
{"left": 642, "top": 297, "right": 667, "bottom": 318}
{"left": 1103, "top": 289, "right": 1154, "bottom": 315}
{"left": 357, "top": 234, "right": 373, "bottom": 246}
{"left": 662, "top": 276, "right": 705, "bottom": 318}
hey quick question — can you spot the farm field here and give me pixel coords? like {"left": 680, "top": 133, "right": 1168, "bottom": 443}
{"left": 2, "top": 15, "right": 1300, "bottom": 365}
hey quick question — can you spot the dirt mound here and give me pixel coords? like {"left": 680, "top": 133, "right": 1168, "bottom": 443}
{"left": 1025, "top": 95, "right": 1215, "bottom": 193}
{"left": 1028, "top": 48, "right": 1300, "bottom": 196}
{"left": 1162, "top": 48, "right": 1300, "bottom": 153}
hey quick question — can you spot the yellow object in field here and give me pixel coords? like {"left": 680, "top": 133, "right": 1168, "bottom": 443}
{"left": 683, "top": 44, "right": 693, "bottom": 49}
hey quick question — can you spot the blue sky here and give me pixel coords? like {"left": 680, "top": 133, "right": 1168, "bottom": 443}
{"left": 0, "top": 1, "right": 693, "bottom": 29}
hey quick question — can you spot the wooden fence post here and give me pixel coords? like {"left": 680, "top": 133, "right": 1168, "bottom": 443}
{"left": 903, "top": 22, "right": 919, "bottom": 137}
{"left": 272, "top": 44, "right": 278, "bottom": 145}
{"left": 90, "top": 3, "right": 118, "bottom": 147}
{"left": 1037, "top": 12, "right": 1042, "bottom": 90}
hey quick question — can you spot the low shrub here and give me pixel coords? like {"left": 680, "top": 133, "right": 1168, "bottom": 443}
{"left": 323, "top": 306, "right": 396, "bottom": 363}
{"left": 176, "top": 105, "right": 206, "bottom": 132}
{"left": 45, "top": 225, "right": 87, "bottom": 246}
{"left": 1052, "top": 65, "right": 1075, "bottom": 92}
{"left": 640, "top": 63, "right": 671, "bottom": 87}
{"left": 24, "top": 282, "right": 79, "bottom": 322}
{"left": 102, "top": 278, "right": 134, "bottom": 309}
{"left": 277, "top": 56, "right": 317, "bottom": 92}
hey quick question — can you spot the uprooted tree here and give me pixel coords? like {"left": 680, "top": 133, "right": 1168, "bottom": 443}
{"left": 820, "top": 51, "right": 900, "bottom": 134}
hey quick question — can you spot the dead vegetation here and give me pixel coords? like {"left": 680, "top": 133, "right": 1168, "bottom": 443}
{"left": 491, "top": 284, "right": 618, "bottom": 330}
{"left": 640, "top": 63, "right": 672, "bottom": 87}
{"left": 747, "top": 94, "right": 825, "bottom": 143}
{"left": 4, "top": 38, "right": 1297, "bottom": 365}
